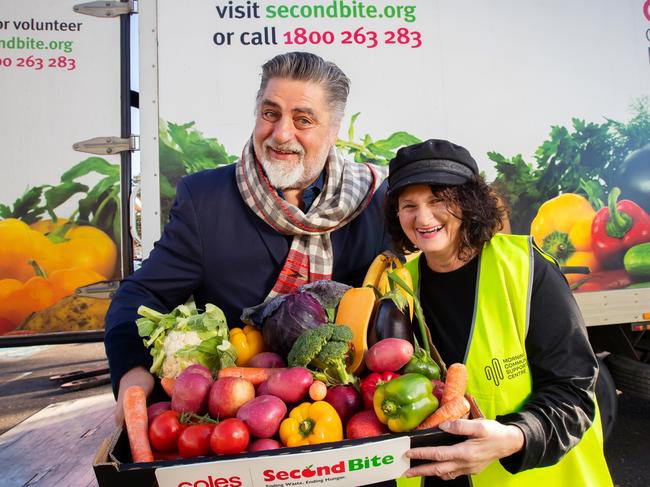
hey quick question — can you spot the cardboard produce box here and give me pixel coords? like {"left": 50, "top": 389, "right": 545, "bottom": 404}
{"left": 94, "top": 304, "right": 481, "bottom": 487}
{"left": 93, "top": 396, "right": 481, "bottom": 487}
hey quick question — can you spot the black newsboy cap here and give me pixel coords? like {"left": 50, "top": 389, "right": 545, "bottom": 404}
{"left": 388, "top": 139, "right": 479, "bottom": 194}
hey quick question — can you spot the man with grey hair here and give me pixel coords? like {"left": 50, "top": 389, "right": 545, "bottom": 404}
{"left": 105, "top": 51, "right": 389, "bottom": 423}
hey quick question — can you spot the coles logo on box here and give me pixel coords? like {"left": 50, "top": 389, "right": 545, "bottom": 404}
{"left": 156, "top": 437, "right": 411, "bottom": 487}
{"left": 177, "top": 476, "right": 242, "bottom": 487}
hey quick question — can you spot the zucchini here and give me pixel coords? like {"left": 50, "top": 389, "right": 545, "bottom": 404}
{"left": 624, "top": 243, "right": 650, "bottom": 278}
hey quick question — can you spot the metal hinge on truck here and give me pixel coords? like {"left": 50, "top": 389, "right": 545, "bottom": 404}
{"left": 73, "top": 0, "right": 136, "bottom": 17}
{"left": 72, "top": 135, "right": 139, "bottom": 155}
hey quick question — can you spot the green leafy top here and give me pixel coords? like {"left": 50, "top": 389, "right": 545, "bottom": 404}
{"left": 0, "top": 156, "right": 121, "bottom": 245}
{"left": 336, "top": 112, "right": 421, "bottom": 166}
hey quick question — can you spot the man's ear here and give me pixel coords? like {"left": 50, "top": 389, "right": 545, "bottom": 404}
{"left": 329, "top": 122, "right": 341, "bottom": 146}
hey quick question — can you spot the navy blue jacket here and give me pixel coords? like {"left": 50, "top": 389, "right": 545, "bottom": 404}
{"left": 104, "top": 164, "right": 389, "bottom": 394}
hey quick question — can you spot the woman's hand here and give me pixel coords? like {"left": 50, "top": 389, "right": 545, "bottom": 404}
{"left": 404, "top": 419, "right": 524, "bottom": 480}
{"left": 114, "top": 366, "right": 154, "bottom": 426}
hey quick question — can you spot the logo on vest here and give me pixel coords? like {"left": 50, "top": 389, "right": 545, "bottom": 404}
{"left": 484, "top": 358, "right": 504, "bottom": 386}
{"left": 484, "top": 353, "right": 528, "bottom": 386}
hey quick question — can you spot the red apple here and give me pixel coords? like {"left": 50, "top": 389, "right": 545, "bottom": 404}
{"left": 209, "top": 377, "right": 255, "bottom": 419}
{"left": 346, "top": 410, "right": 389, "bottom": 439}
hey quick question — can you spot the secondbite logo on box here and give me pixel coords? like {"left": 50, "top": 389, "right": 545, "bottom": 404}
{"left": 262, "top": 454, "right": 395, "bottom": 482}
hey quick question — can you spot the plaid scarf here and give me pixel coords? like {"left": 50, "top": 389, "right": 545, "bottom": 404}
{"left": 236, "top": 138, "right": 387, "bottom": 299}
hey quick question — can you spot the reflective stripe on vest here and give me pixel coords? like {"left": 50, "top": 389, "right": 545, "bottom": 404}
{"left": 405, "top": 234, "right": 613, "bottom": 486}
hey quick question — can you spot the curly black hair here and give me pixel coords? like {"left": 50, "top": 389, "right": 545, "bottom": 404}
{"left": 385, "top": 177, "right": 506, "bottom": 261}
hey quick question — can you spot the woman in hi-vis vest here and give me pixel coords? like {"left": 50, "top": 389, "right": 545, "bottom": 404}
{"left": 385, "top": 139, "right": 612, "bottom": 486}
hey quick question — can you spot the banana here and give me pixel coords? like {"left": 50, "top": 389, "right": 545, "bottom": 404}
{"left": 363, "top": 251, "right": 405, "bottom": 292}
{"left": 377, "top": 269, "right": 391, "bottom": 295}
{"left": 362, "top": 252, "right": 390, "bottom": 288}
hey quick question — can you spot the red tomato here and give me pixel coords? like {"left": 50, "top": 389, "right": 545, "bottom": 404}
{"left": 149, "top": 410, "right": 184, "bottom": 452}
{"left": 210, "top": 418, "right": 249, "bottom": 455}
{"left": 178, "top": 423, "right": 215, "bottom": 458}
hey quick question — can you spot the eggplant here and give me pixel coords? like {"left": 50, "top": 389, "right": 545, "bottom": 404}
{"left": 367, "top": 298, "right": 413, "bottom": 347}
{"left": 615, "top": 145, "right": 650, "bottom": 213}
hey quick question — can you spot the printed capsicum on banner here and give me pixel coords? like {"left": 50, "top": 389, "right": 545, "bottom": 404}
{"left": 530, "top": 193, "right": 599, "bottom": 277}
{"left": 0, "top": 218, "right": 117, "bottom": 334}
{"left": 592, "top": 187, "right": 650, "bottom": 269}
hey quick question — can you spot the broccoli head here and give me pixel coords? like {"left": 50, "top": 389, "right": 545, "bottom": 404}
{"left": 287, "top": 323, "right": 356, "bottom": 386}
{"left": 329, "top": 323, "right": 353, "bottom": 343}
{"left": 287, "top": 324, "right": 334, "bottom": 367}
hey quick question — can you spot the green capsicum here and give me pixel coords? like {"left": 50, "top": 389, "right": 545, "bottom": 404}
{"left": 373, "top": 373, "right": 439, "bottom": 432}
{"left": 402, "top": 343, "right": 440, "bottom": 380}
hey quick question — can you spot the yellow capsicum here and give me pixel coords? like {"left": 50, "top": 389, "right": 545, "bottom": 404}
{"left": 0, "top": 218, "right": 117, "bottom": 282}
{"left": 530, "top": 193, "right": 600, "bottom": 273}
{"left": 279, "top": 401, "right": 343, "bottom": 447}
{"left": 229, "top": 324, "right": 265, "bottom": 366}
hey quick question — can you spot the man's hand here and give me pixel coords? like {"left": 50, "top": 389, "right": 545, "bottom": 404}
{"left": 114, "top": 366, "right": 155, "bottom": 426}
{"left": 403, "top": 419, "right": 525, "bottom": 480}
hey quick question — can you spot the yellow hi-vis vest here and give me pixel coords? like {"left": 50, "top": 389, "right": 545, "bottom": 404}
{"left": 404, "top": 234, "right": 613, "bottom": 486}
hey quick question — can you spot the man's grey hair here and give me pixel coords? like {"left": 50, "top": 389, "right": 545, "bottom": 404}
{"left": 256, "top": 51, "right": 350, "bottom": 122}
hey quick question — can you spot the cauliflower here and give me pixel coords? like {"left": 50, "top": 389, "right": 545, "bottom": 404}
{"left": 137, "top": 303, "right": 237, "bottom": 379}
{"left": 160, "top": 330, "right": 203, "bottom": 378}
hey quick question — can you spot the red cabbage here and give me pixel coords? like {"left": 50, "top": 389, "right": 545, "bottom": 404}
{"left": 262, "top": 292, "right": 328, "bottom": 357}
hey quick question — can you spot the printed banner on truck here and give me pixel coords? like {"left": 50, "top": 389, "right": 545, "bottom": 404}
{"left": 151, "top": 0, "right": 650, "bottom": 292}
{"left": 0, "top": 0, "right": 123, "bottom": 336}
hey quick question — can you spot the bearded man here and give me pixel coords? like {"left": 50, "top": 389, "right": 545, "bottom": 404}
{"left": 105, "top": 52, "right": 389, "bottom": 423}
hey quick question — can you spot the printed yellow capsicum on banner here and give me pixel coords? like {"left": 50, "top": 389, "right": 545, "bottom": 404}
{"left": 0, "top": 275, "right": 58, "bottom": 329}
{"left": 0, "top": 218, "right": 117, "bottom": 282}
{"left": 0, "top": 260, "right": 107, "bottom": 332}
{"left": 229, "top": 324, "right": 265, "bottom": 366}
{"left": 279, "top": 401, "right": 343, "bottom": 447}
{"left": 530, "top": 193, "right": 599, "bottom": 274}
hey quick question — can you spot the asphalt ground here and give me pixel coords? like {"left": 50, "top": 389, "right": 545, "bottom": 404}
{"left": 0, "top": 343, "right": 648, "bottom": 486}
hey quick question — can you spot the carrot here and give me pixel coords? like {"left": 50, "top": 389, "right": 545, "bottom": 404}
{"left": 416, "top": 395, "right": 471, "bottom": 430}
{"left": 123, "top": 386, "right": 154, "bottom": 463}
{"left": 160, "top": 377, "right": 176, "bottom": 398}
{"left": 441, "top": 363, "right": 468, "bottom": 405}
{"left": 217, "top": 367, "right": 283, "bottom": 386}
{"left": 309, "top": 380, "right": 328, "bottom": 401}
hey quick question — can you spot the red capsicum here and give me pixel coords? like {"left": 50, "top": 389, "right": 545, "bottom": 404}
{"left": 592, "top": 187, "right": 650, "bottom": 269}
{"left": 360, "top": 371, "right": 400, "bottom": 410}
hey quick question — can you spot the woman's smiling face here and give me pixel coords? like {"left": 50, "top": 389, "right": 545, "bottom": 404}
{"left": 397, "top": 184, "right": 464, "bottom": 271}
